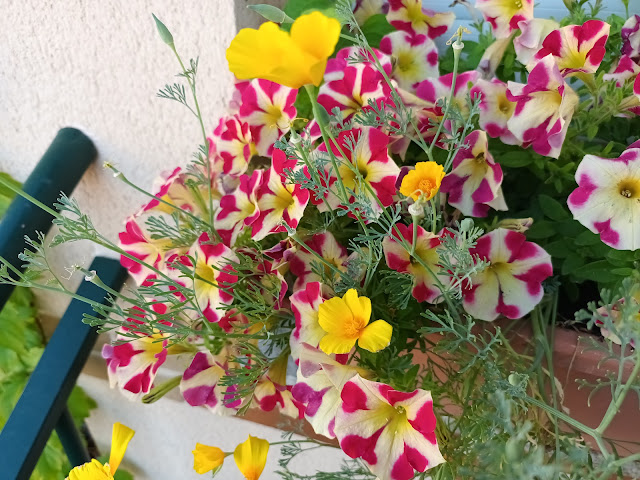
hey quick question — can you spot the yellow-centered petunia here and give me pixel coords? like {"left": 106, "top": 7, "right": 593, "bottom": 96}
{"left": 66, "top": 423, "right": 134, "bottom": 480}
{"left": 192, "top": 443, "right": 226, "bottom": 475}
{"left": 400, "top": 161, "right": 445, "bottom": 201}
{"left": 226, "top": 11, "right": 341, "bottom": 89}
{"left": 234, "top": 435, "right": 270, "bottom": 480}
{"left": 318, "top": 289, "right": 393, "bottom": 354}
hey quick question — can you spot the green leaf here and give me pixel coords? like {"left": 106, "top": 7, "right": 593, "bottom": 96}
{"left": 497, "top": 151, "right": 533, "bottom": 168}
{"left": 586, "top": 123, "right": 599, "bottom": 139}
{"left": 152, "top": 14, "right": 174, "bottom": 46}
{"left": 572, "top": 260, "right": 620, "bottom": 282}
{"left": 360, "top": 14, "right": 395, "bottom": 48}
{"left": 574, "top": 230, "right": 601, "bottom": 246}
{"left": 561, "top": 255, "right": 584, "bottom": 276}
{"left": 284, "top": 0, "right": 337, "bottom": 20}
{"left": 544, "top": 240, "right": 572, "bottom": 258}
{"left": 538, "top": 194, "right": 568, "bottom": 221}
{"left": 526, "top": 221, "right": 555, "bottom": 239}
{"left": 248, "top": 4, "right": 293, "bottom": 24}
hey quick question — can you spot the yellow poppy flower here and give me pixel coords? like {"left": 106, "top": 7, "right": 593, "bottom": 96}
{"left": 400, "top": 161, "right": 445, "bottom": 201}
{"left": 66, "top": 423, "right": 134, "bottom": 480}
{"left": 234, "top": 435, "right": 270, "bottom": 480}
{"left": 192, "top": 443, "right": 226, "bottom": 475}
{"left": 226, "top": 11, "right": 341, "bottom": 89}
{"left": 318, "top": 289, "right": 393, "bottom": 354}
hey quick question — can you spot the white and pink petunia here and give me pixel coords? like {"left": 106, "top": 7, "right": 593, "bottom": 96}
{"left": 621, "top": 15, "right": 640, "bottom": 60}
{"left": 379, "top": 31, "right": 439, "bottom": 92}
{"left": 470, "top": 78, "right": 520, "bottom": 145}
{"left": 354, "top": 0, "right": 389, "bottom": 25}
{"left": 475, "top": 0, "right": 534, "bottom": 39}
{"left": 513, "top": 18, "right": 560, "bottom": 65}
{"left": 253, "top": 378, "right": 304, "bottom": 419}
{"left": 180, "top": 350, "right": 240, "bottom": 415}
{"left": 215, "top": 169, "right": 263, "bottom": 247}
{"left": 175, "top": 232, "right": 238, "bottom": 323}
{"left": 440, "top": 130, "right": 507, "bottom": 217}
{"left": 239, "top": 79, "right": 297, "bottom": 157}
{"left": 567, "top": 146, "right": 640, "bottom": 251}
{"left": 323, "top": 46, "right": 393, "bottom": 84}
{"left": 334, "top": 375, "right": 445, "bottom": 480}
{"left": 102, "top": 303, "right": 171, "bottom": 400}
{"left": 285, "top": 232, "right": 349, "bottom": 292}
{"left": 291, "top": 343, "right": 362, "bottom": 438}
{"left": 383, "top": 223, "right": 448, "bottom": 303}
{"left": 315, "top": 127, "right": 400, "bottom": 218}
{"left": 603, "top": 55, "right": 640, "bottom": 86}
{"left": 462, "top": 228, "right": 553, "bottom": 321}
{"left": 289, "top": 282, "right": 327, "bottom": 361}
{"left": 506, "top": 55, "right": 579, "bottom": 158}
{"left": 210, "top": 114, "right": 255, "bottom": 175}
{"left": 531, "top": 20, "right": 610, "bottom": 76}
{"left": 387, "top": 0, "right": 454, "bottom": 39}
{"left": 251, "top": 149, "right": 310, "bottom": 241}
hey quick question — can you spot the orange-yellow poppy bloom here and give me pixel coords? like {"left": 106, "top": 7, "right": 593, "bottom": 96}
{"left": 318, "top": 289, "right": 393, "bottom": 354}
{"left": 226, "top": 11, "right": 341, "bottom": 89}
{"left": 400, "top": 161, "right": 445, "bottom": 201}
{"left": 66, "top": 423, "right": 134, "bottom": 480}
{"left": 192, "top": 443, "right": 226, "bottom": 475}
{"left": 234, "top": 435, "right": 270, "bottom": 480}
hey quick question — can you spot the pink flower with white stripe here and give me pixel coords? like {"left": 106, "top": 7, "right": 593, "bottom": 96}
{"left": 251, "top": 149, "right": 310, "bottom": 241}
{"left": 383, "top": 223, "right": 448, "bottom": 303}
{"left": 290, "top": 282, "right": 327, "bottom": 361}
{"left": 514, "top": 18, "right": 560, "bottom": 65}
{"left": 285, "top": 232, "right": 349, "bottom": 292}
{"left": 180, "top": 350, "right": 240, "bottom": 415}
{"left": 506, "top": 55, "right": 579, "bottom": 158}
{"left": 379, "top": 31, "right": 439, "bottom": 92}
{"left": 316, "top": 127, "right": 400, "bottom": 218}
{"left": 387, "top": 0, "right": 454, "bottom": 39}
{"left": 567, "top": 145, "right": 640, "bottom": 251}
{"left": 603, "top": 55, "right": 640, "bottom": 86}
{"left": 215, "top": 169, "right": 263, "bottom": 247}
{"left": 440, "top": 130, "right": 507, "bottom": 217}
{"left": 354, "top": 0, "right": 389, "bottom": 25}
{"left": 291, "top": 343, "right": 363, "bottom": 438}
{"left": 621, "top": 15, "right": 640, "bottom": 60}
{"left": 531, "top": 20, "right": 610, "bottom": 76}
{"left": 334, "top": 375, "right": 445, "bottom": 480}
{"left": 239, "top": 79, "right": 297, "bottom": 156}
{"left": 470, "top": 78, "right": 520, "bottom": 145}
{"left": 475, "top": 0, "right": 534, "bottom": 39}
{"left": 211, "top": 114, "right": 255, "bottom": 175}
{"left": 323, "top": 47, "right": 393, "bottom": 83}
{"left": 177, "top": 232, "right": 238, "bottom": 323}
{"left": 253, "top": 378, "right": 304, "bottom": 419}
{"left": 102, "top": 303, "right": 172, "bottom": 400}
{"left": 462, "top": 228, "right": 553, "bottom": 321}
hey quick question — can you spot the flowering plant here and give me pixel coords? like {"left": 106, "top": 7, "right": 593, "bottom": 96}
{"left": 2, "top": 1, "right": 640, "bottom": 479}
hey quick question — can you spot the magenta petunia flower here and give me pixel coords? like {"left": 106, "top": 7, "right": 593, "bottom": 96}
{"left": 379, "top": 31, "right": 439, "bottom": 92}
{"left": 568, "top": 145, "right": 640, "bottom": 251}
{"left": 475, "top": 0, "right": 534, "bottom": 39}
{"left": 470, "top": 78, "right": 520, "bottom": 145}
{"left": 334, "top": 375, "right": 445, "bottom": 480}
{"left": 506, "top": 55, "right": 578, "bottom": 158}
{"left": 387, "top": 0, "right": 454, "bottom": 39}
{"left": 440, "top": 130, "right": 507, "bottom": 217}
{"left": 462, "top": 228, "right": 553, "bottom": 321}
{"left": 513, "top": 18, "right": 560, "bottom": 65}
{"left": 621, "top": 15, "right": 640, "bottom": 60}
{"left": 215, "top": 169, "right": 263, "bottom": 247}
{"left": 210, "top": 114, "right": 255, "bottom": 175}
{"left": 289, "top": 282, "right": 327, "bottom": 361}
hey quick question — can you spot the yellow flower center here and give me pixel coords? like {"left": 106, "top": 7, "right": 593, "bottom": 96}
{"left": 196, "top": 262, "right": 217, "bottom": 286}
{"left": 618, "top": 179, "right": 640, "bottom": 199}
{"left": 417, "top": 178, "right": 435, "bottom": 194}
{"left": 264, "top": 104, "right": 287, "bottom": 129}
{"left": 396, "top": 51, "right": 415, "bottom": 73}
{"left": 343, "top": 314, "right": 367, "bottom": 338}
{"left": 497, "top": 94, "right": 515, "bottom": 115}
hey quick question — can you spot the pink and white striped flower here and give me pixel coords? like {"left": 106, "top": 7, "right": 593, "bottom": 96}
{"left": 514, "top": 18, "right": 560, "bottom": 65}
{"left": 383, "top": 223, "right": 448, "bottom": 303}
{"left": 354, "top": 0, "right": 389, "bottom": 25}
{"left": 567, "top": 145, "right": 640, "bottom": 251}
{"left": 379, "top": 31, "right": 439, "bottom": 92}
{"left": 239, "top": 79, "right": 297, "bottom": 157}
{"left": 440, "top": 130, "right": 507, "bottom": 217}
{"left": 603, "top": 55, "right": 640, "bottom": 86}
{"left": 462, "top": 228, "right": 553, "bottom": 321}
{"left": 387, "top": 0, "right": 454, "bottom": 39}
{"left": 323, "top": 46, "right": 393, "bottom": 83}
{"left": 621, "top": 15, "right": 640, "bottom": 60}
{"left": 215, "top": 169, "right": 263, "bottom": 247}
{"left": 211, "top": 114, "right": 255, "bottom": 175}
{"left": 531, "top": 20, "right": 611, "bottom": 76}
{"left": 475, "top": 0, "right": 534, "bottom": 39}
{"left": 253, "top": 378, "right": 303, "bottom": 419}
{"left": 180, "top": 350, "right": 240, "bottom": 415}
{"left": 334, "top": 375, "right": 445, "bottom": 480}
{"left": 285, "top": 232, "right": 349, "bottom": 292}
{"left": 176, "top": 232, "right": 238, "bottom": 323}
{"left": 470, "top": 78, "right": 520, "bottom": 145}
{"left": 102, "top": 303, "right": 172, "bottom": 400}
{"left": 290, "top": 282, "right": 327, "bottom": 361}
{"left": 316, "top": 127, "right": 400, "bottom": 218}
{"left": 291, "top": 343, "right": 364, "bottom": 438}
{"left": 251, "top": 149, "right": 310, "bottom": 241}
{"left": 506, "top": 55, "right": 579, "bottom": 158}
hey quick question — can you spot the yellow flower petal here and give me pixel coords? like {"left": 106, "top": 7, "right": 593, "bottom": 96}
{"left": 66, "top": 459, "right": 113, "bottom": 480}
{"left": 400, "top": 161, "right": 445, "bottom": 201}
{"left": 318, "top": 295, "right": 354, "bottom": 333}
{"left": 192, "top": 443, "right": 225, "bottom": 475}
{"left": 358, "top": 319, "right": 393, "bottom": 352}
{"left": 290, "top": 11, "right": 341, "bottom": 85}
{"left": 234, "top": 435, "right": 270, "bottom": 480}
{"left": 108, "top": 422, "right": 135, "bottom": 475}
{"left": 319, "top": 332, "right": 357, "bottom": 354}
{"left": 342, "top": 288, "right": 371, "bottom": 325}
